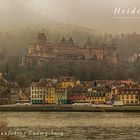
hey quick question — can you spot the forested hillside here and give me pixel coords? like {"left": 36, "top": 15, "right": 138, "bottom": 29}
{"left": 0, "top": 23, "right": 140, "bottom": 86}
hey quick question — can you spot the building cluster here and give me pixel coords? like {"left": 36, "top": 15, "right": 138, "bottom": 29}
{"left": 0, "top": 73, "right": 140, "bottom": 106}
{"left": 21, "top": 33, "right": 117, "bottom": 66}
{"left": 30, "top": 77, "right": 140, "bottom": 105}
{"left": 0, "top": 73, "right": 30, "bottom": 105}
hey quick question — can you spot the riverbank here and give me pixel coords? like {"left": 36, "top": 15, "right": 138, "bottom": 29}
{"left": 0, "top": 105, "right": 140, "bottom": 112}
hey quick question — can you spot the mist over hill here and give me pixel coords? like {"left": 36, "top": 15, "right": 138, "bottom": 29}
{"left": 0, "top": 23, "right": 100, "bottom": 55}
{"left": 0, "top": 23, "right": 140, "bottom": 58}
{"left": 0, "top": 23, "right": 140, "bottom": 85}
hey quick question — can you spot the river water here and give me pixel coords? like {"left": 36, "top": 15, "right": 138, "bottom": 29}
{"left": 0, "top": 112, "right": 140, "bottom": 140}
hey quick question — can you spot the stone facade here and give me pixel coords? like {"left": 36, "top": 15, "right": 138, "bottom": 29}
{"left": 22, "top": 33, "right": 117, "bottom": 66}
{"left": 54, "top": 37, "right": 82, "bottom": 60}
{"left": 28, "top": 33, "right": 55, "bottom": 58}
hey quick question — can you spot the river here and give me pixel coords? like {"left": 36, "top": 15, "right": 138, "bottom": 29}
{"left": 0, "top": 112, "right": 140, "bottom": 140}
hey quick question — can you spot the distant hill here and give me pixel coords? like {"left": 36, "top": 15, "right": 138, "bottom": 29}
{"left": 0, "top": 23, "right": 140, "bottom": 83}
{"left": 0, "top": 23, "right": 140, "bottom": 59}
{"left": 0, "top": 23, "right": 105, "bottom": 57}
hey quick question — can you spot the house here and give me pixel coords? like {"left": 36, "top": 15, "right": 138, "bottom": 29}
{"left": 59, "top": 77, "right": 76, "bottom": 89}
{"left": 86, "top": 90, "right": 106, "bottom": 104}
{"left": 30, "top": 82, "right": 46, "bottom": 104}
{"left": 31, "top": 78, "right": 58, "bottom": 104}
{"left": 55, "top": 88, "right": 68, "bottom": 105}
{"left": 118, "top": 88, "right": 140, "bottom": 105}
{"left": 45, "top": 86, "right": 56, "bottom": 104}
{"left": 10, "top": 94, "right": 20, "bottom": 104}
{"left": 67, "top": 85, "right": 87, "bottom": 103}
{"left": 0, "top": 73, "right": 10, "bottom": 97}
{"left": 0, "top": 73, "right": 11, "bottom": 105}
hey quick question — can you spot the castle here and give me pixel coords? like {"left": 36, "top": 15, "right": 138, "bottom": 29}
{"left": 22, "top": 33, "right": 117, "bottom": 66}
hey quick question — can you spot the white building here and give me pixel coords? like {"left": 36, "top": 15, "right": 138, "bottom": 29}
{"left": 30, "top": 82, "right": 46, "bottom": 104}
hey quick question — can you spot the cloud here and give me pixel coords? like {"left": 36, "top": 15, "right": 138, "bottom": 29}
{"left": 0, "top": 0, "right": 139, "bottom": 33}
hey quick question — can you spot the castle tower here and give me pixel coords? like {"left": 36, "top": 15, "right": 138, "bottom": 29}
{"left": 38, "top": 33, "right": 46, "bottom": 44}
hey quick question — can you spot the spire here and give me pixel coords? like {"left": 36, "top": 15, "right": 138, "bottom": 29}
{"left": 37, "top": 33, "right": 46, "bottom": 44}
{"left": 61, "top": 37, "right": 66, "bottom": 43}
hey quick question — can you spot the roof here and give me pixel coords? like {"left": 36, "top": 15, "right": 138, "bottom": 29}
{"left": 31, "top": 82, "right": 46, "bottom": 87}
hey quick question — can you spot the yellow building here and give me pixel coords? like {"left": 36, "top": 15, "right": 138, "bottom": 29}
{"left": 59, "top": 77, "right": 76, "bottom": 89}
{"left": 60, "top": 81, "right": 75, "bottom": 89}
{"left": 105, "top": 86, "right": 119, "bottom": 102}
{"left": 45, "top": 86, "right": 56, "bottom": 104}
{"left": 86, "top": 90, "right": 106, "bottom": 104}
{"left": 119, "top": 89, "right": 139, "bottom": 105}
{"left": 31, "top": 82, "right": 56, "bottom": 104}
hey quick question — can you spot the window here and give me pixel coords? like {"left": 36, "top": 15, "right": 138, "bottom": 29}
{"left": 131, "top": 100, "right": 133, "bottom": 104}
{"left": 126, "top": 95, "right": 129, "bottom": 99}
{"left": 126, "top": 100, "right": 129, "bottom": 104}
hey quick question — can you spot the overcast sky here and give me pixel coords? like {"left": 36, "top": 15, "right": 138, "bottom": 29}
{"left": 0, "top": 0, "right": 140, "bottom": 33}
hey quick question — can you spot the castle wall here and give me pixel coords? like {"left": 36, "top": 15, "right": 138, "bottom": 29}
{"left": 26, "top": 33, "right": 117, "bottom": 64}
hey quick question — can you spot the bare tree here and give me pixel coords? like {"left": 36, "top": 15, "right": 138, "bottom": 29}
{"left": 0, "top": 117, "right": 20, "bottom": 140}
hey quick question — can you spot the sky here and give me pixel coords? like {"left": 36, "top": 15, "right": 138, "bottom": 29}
{"left": 0, "top": 0, "right": 140, "bottom": 33}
